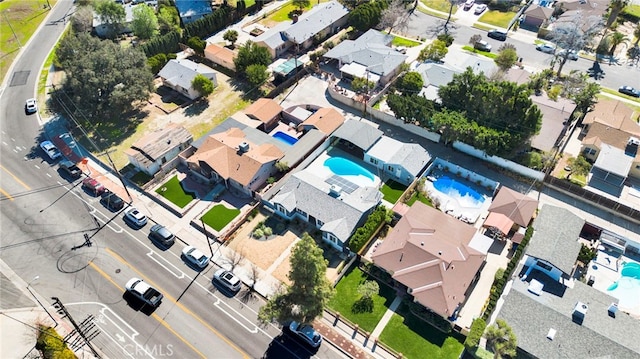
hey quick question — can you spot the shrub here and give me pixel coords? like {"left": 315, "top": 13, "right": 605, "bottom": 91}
{"left": 36, "top": 325, "right": 76, "bottom": 359}
{"left": 465, "top": 318, "right": 487, "bottom": 348}
{"left": 348, "top": 206, "right": 389, "bottom": 253}
{"left": 253, "top": 228, "right": 264, "bottom": 238}
{"left": 263, "top": 227, "right": 273, "bottom": 236}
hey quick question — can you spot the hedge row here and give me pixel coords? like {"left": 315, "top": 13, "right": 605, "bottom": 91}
{"left": 348, "top": 206, "right": 388, "bottom": 253}
{"left": 464, "top": 318, "right": 487, "bottom": 349}
{"left": 482, "top": 226, "right": 534, "bottom": 321}
{"left": 36, "top": 325, "right": 75, "bottom": 359}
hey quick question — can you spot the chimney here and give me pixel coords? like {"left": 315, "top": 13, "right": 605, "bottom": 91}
{"left": 238, "top": 142, "right": 250, "bottom": 153}
{"left": 572, "top": 302, "right": 588, "bottom": 325}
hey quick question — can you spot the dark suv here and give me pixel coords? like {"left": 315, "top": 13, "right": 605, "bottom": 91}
{"left": 487, "top": 30, "right": 507, "bottom": 41}
{"left": 59, "top": 160, "right": 83, "bottom": 179}
{"left": 100, "top": 191, "right": 125, "bottom": 211}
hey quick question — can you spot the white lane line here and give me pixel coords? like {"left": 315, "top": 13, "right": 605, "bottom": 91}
{"left": 10, "top": 138, "right": 15, "bottom": 142}
{"left": 34, "top": 164, "right": 40, "bottom": 169}
{"left": 46, "top": 173, "right": 51, "bottom": 178}
{"left": 146, "top": 251, "right": 185, "bottom": 279}
{"left": 2, "top": 141, "right": 7, "bottom": 146}
{"left": 213, "top": 298, "right": 259, "bottom": 334}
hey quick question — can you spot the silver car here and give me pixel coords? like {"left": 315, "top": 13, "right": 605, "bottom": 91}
{"left": 40, "top": 141, "right": 61, "bottom": 160}
{"left": 213, "top": 269, "right": 242, "bottom": 293}
{"left": 123, "top": 207, "right": 148, "bottom": 228}
{"left": 182, "top": 246, "right": 210, "bottom": 269}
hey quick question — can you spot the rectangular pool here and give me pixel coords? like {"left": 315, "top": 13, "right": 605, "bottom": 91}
{"left": 272, "top": 131, "right": 298, "bottom": 145}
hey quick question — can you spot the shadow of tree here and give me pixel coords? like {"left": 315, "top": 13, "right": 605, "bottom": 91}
{"left": 184, "top": 98, "right": 209, "bottom": 117}
{"left": 351, "top": 297, "right": 374, "bottom": 314}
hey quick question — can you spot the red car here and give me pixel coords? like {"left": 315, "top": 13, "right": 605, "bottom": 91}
{"left": 82, "top": 177, "right": 106, "bottom": 196}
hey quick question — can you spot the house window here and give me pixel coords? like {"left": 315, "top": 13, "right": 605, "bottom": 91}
{"left": 295, "top": 208, "right": 308, "bottom": 219}
{"left": 387, "top": 165, "right": 393, "bottom": 171}
{"left": 316, "top": 219, "right": 324, "bottom": 228}
{"left": 161, "top": 157, "right": 167, "bottom": 164}
{"left": 583, "top": 148, "right": 596, "bottom": 156}
{"left": 370, "top": 158, "right": 378, "bottom": 165}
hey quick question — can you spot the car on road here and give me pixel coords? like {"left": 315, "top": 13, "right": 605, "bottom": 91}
{"left": 125, "top": 277, "right": 162, "bottom": 308}
{"left": 25, "top": 98, "right": 37, "bottom": 114}
{"left": 474, "top": 40, "right": 492, "bottom": 52}
{"left": 536, "top": 43, "right": 556, "bottom": 54}
{"left": 463, "top": 0, "right": 475, "bottom": 10}
{"left": 618, "top": 86, "right": 640, "bottom": 97}
{"left": 487, "top": 29, "right": 507, "bottom": 41}
{"left": 100, "top": 191, "right": 125, "bottom": 211}
{"left": 474, "top": 4, "right": 487, "bottom": 14}
{"left": 182, "top": 246, "right": 210, "bottom": 269}
{"left": 123, "top": 207, "right": 148, "bottom": 228}
{"left": 59, "top": 160, "right": 82, "bottom": 179}
{"left": 40, "top": 141, "right": 61, "bottom": 160}
{"left": 287, "top": 322, "right": 322, "bottom": 348}
{"left": 82, "top": 177, "right": 106, "bottom": 196}
{"left": 557, "top": 49, "right": 578, "bottom": 61}
{"left": 149, "top": 224, "right": 175, "bottom": 248}
{"left": 213, "top": 269, "right": 242, "bottom": 293}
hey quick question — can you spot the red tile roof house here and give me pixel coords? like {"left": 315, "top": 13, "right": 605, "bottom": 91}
{"left": 243, "top": 98, "right": 283, "bottom": 132}
{"left": 372, "top": 202, "right": 486, "bottom": 320}
{"left": 185, "top": 128, "right": 284, "bottom": 197}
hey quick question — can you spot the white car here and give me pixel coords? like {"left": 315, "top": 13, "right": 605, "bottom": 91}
{"left": 182, "top": 246, "right": 210, "bottom": 269}
{"left": 123, "top": 207, "right": 148, "bottom": 228}
{"left": 40, "top": 141, "right": 61, "bottom": 160}
{"left": 536, "top": 43, "right": 556, "bottom": 54}
{"left": 25, "top": 98, "right": 37, "bottom": 114}
{"left": 474, "top": 4, "right": 487, "bottom": 14}
{"left": 213, "top": 269, "right": 242, "bottom": 293}
{"left": 288, "top": 321, "right": 322, "bottom": 348}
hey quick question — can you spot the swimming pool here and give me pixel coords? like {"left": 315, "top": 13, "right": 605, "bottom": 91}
{"left": 272, "top": 131, "right": 298, "bottom": 145}
{"left": 324, "top": 157, "right": 375, "bottom": 181}
{"left": 433, "top": 176, "right": 485, "bottom": 208}
{"left": 607, "top": 262, "right": 640, "bottom": 314}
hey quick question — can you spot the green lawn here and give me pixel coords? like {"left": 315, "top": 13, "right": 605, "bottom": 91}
{"left": 380, "top": 303, "right": 465, "bottom": 359}
{"left": 420, "top": 0, "right": 457, "bottom": 13}
{"left": 201, "top": 204, "right": 240, "bottom": 231}
{"left": 407, "top": 191, "right": 433, "bottom": 207}
{"left": 478, "top": 10, "right": 516, "bottom": 28}
{"left": 380, "top": 180, "right": 407, "bottom": 204}
{"left": 462, "top": 45, "right": 497, "bottom": 59}
{"left": 155, "top": 175, "right": 196, "bottom": 208}
{"left": 417, "top": 6, "right": 456, "bottom": 20}
{"left": 267, "top": 1, "right": 316, "bottom": 22}
{"left": 601, "top": 87, "right": 640, "bottom": 105}
{"left": 623, "top": 4, "right": 640, "bottom": 18}
{"left": 392, "top": 36, "right": 421, "bottom": 47}
{"left": 328, "top": 267, "right": 396, "bottom": 333}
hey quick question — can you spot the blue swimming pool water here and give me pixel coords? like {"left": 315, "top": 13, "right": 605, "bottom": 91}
{"left": 272, "top": 131, "right": 298, "bottom": 145}
{"left": 433, "top": 176, "right": 485, "bottom": 205}
{"left": 324, "top": 157, "right": 374, "bottom": 181}
{"left": 607, "top": 262, "right": 640, "bottom": 292}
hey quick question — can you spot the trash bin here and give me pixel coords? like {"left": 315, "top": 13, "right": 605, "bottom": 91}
{"left": 587, "top": 275, "right": 595, "bottom": 286}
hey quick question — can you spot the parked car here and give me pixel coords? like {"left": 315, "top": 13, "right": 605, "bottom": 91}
{"left": 213, "top": 269, "right": 242, "bottom": 293}
{"left": 618, "top": 86, "right": 640, "bottom": 97}
{"left": 474, "top": 40, "right": 492, "bottom": 52}
{"left": 287, "top": 321, "right": 322, "bottom": 348}
{"left": 25, "top": 98, "right": 37, "bottom": 114}
{"left": 182, "top": 246, "right": 210, "bottom": 269}
{"left": 40, "top": 141, "right": 61, "bottom": 160}
{"left": 536, "top": 43, "right": 556, "bottom": 54}
{"left": 487, "top": 29, "right": 507, "bottom": 41}
{"left": 82, "top": 177, "right": 106, "bottom": 196}
{"left": 59, "top": 160, "right": 82, "bottom": 179}
{"left": 100, "top": 191, "right": 125, "bottom": 211}
{"left": 463, "top": 0, "right": 475, "bottom": 10}
{"left": 557, "top": 49, "right": 578, "bottom": 60}
{"left": 149, "top": 224, "right": 175, "bottom": 248}
{"left": 123, "top": 207, "right": 148, "bottom": 228}
{"left": 474, "top": 4, "right": 487, "bottom": 14}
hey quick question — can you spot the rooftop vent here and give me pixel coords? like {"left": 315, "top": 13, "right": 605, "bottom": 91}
{"left": 628, "top": 137, "right": 640, "bottom": 146}
{"left": 608, "top": 303, "right": 618, "bottom": 318}
{"left": 572, "top": 302, "right": 588, "bottom": 325}
{"left": 329, "top": 184, "right": 342, "bottom": 197}
{"left": 546, "top": 328, "right": 557, "bottom": 340}
{"left": 238, "top": 142, "right": 250, "bottom": 153}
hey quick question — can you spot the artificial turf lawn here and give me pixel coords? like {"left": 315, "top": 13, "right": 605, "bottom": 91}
{"left": 155, "top": 175, "right": 196, "bottom": 208}
{"left": 201, "top": 204, "right": 240, "bottom": 231}
{"left": 380, "top": 180, "right": 407, "bottom": 204}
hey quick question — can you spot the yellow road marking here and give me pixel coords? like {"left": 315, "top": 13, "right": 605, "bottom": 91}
{"left": 0, "top": 164, "right": 31, "bottom": 190}
{"left": 0, "top": 187, "right": 14, "bottom": 201}
{"left": 88, "top": 261, "right": 207, "bottom": 359}
{"left": 104, "top": 248, "right": 250, "bottom": 358}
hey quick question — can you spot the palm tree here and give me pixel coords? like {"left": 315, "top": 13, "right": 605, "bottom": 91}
{"left": 607, "top": 31, "right": 629, "bottom": 56}
{"left": 485, "top": 319, "right": 517, "bottom": 359}
{"left": 605, "top": 0, "right": 630, "bottom": 31}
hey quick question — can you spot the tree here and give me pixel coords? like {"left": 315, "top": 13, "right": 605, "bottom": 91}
{"left": 606, "top": 31, "right": 629, "bottom": 56}
{"left": 397, "top": 71, "right": 423, "bottom": 94}
{"left": 485, "top": 319, "right": 517, "bottom": 358}
{"left": 566, "top": 155, "right": 592, "bottom": 180}
{"left": 292, "top": 0, "right": 310, "bottom": 11}
{"left": 351, "top": 76, "right": 376, "bottom": 94}
{"left": 275, "top": 161, "right": 290, "bottom": 172}
{"left": 223, "top": 29, "right": 239, "bottom": 47}
{"left": 550, "top": 13, "right": 602, "bottom": 77}
{"left": 192, "top": 74, "right": 215, "bottom": 97}
{"left": 187, "top": 36, "right": 206, "bottom": 55}
{"left": 71, "top": 6, "right": 94, "bottom": 33}
{"left": 464, "top": 318, "right": 487, "bottom": 349}
{"left": 54, "top": 32, "right": 153, "bottom": 123}
{"left": 494, "top": 44, "right": 518, "bottom": 72}
{"left": 379, "top": 0, "right": 410, "bottom": 35}
{"left": 245, "top": 64, "right": 269, "bottom": 86}
{"left": 634, "top": 23, "right": 640, "bottom": 46}
{"left": 234, "top": 41, "right": 271, "bottom": 77}
{"left": 131, "top": 4, "right": 159, "bottom": 39}
{"left": 93, "top": 0, "right": 126, "bottom": 39}
{"left": 572, "top": 81, "right": 600, "bottom": 114}
{"left": 605, "top": 0, "right": 630, "bottom": 31}
{"left": 348, "top": 1, "right": 388, "bottom": 32}
{"left": 443, "top": 0, "right": 456, "bottom": 35}
{"left": 386, "top": 93, "right": 437, "bottom": 127}
{"left": 157, "top": 5, "right": 181, "bottom": 34}
{"left": 147, "top": 53, "right": 168, "bottom": 74}
{"left": 352, "top": 280, "right": 379, "bottom": 313}
{"left": 418, "top": 39, "right": 448, "bottom": 62}
{"left": 258, "top": 233, "right": 334, "bottom": 325}
{"left": 469, "top": 34, "right": 482, "bottom": 48}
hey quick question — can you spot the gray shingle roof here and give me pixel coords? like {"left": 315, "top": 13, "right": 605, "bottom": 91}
{"left": 366, "top": 137, "right": 431, "bottom": 177}
{"left": 527, "top": 205, "right": 583, "bottom": 274}
{"left": 324, "top": 29, "right": 393, "bottom": 59}
{"left": 414, "top": 62, "right": 462, "bottom": 88}
{"left": 158, "top": 59, "right": 215, "bottom": 92}
{"left": 332, "top": 120, "right": 383, "bottom": 151}
{"left": 283, "top": 1, "right": 349, "bottom": 44}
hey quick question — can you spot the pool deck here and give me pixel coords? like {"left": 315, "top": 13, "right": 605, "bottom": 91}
{"left": 303, "top": 147, "right": 381, "bottom": 189}
{"left": 587, "top": 251, "right": 640, "bottom": 318}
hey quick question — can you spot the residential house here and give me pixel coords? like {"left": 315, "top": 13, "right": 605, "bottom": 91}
{"left": 93, "top": 3, "right": 137, "bottom": 38}
{"left": 413, "top": 62, "right": 462, "bottom": 101}
{"left": 186, "top": 128, "right": 284, "bottom": 197}
{"left": 364, "top": 136, "right": 431, "bottom": 187}
{"left": 323, "top": 29, "right": 408, "bottom": 86}
{"left": 255, "top": 1, "right": 349, "bottom": 58}
{"left": 174, "top": 0, "right": 212, "bottom": 24}
{"left": 297, "top": 107, "right": 345, "bottom": 136}
{"left": 204, "top": 43, "right": 236, "bottom": 71}
{"left": 265, "top": 169, "right": 381, "bottom": 250}
{"left": 554, "top": 0, "right": 609, "bottom": 27}
{"left": 372, "top": 202, "right": 486, "bottom": 319}
{"left": 529, "top": 95, "right": 576, "bottom": 152}
{"left": 483, "top": 186, "right": 538, "bottom": 236}
{"left": 125, "top": 124, "right": 193, "bottom": 176}
{"left": 495, "top": 204, "right": 640, "bottom": 358}
{"left": 244, "top": 98, "right": 283, "bottom": 132}
{"left": 331, "top": 120, "right": 383, "bottom": 156}
{"left": 521, "top": 5, "right": 553, "bottom": 30}
{"left": 158, "top": 59, "right": 218, "bottom": 100}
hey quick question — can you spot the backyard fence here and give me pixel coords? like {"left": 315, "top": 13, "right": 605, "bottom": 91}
{"left": 452, "top": 142, "right": 545, "bottom": 181}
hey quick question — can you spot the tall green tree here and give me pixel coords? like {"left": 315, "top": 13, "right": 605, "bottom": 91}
{"left": 157, "top": 5, "right": 181, "bottom": 34}
{"left": 566, "top": 155, "right": 592, "bottom": 180}
{"left": 192, "top": 74, "right": 215, "bottom": 97}
{"left": 606, "top": 31, "right": 629, "bottom": 55}
{"left": 234, "top": 41, "right": 271, "bottom": 77}
{"left": 485, "top": 319, "right": 517, "bottom": 359}
{"left": 397, "top": 71, "right": 423, "bottom": 94}
{"left": 418, "top": 39, "right": 448, "bottom": 62}
{"left": 386, "top": 93, "right": 436, "bottom": 127}
{"left": 93, "top": 0, "right": 126, "bottom": 39}
{"left": 223, "top": 29, "right": 239, "bottom": 47}
{"left": 494, "top": 44, "right": 518, "bottom": 72}
{"left": 132, "top": 4, "right": 159, "bottom": 39}
{"left": 292, "top": 0, "right": 310, "bottom": 11}
{"left": 605, "top": 0, "right": 630, "bottom": 31}
{"left": 187, "top": 36, "right": 206, "bottom": 55}
{"left": 245, "top": 64, "right": 269, "bottom": 86}
{"left": 549, "top": 13, "right": 602, "bottom": 77}
{"left": 258, "top": 233, "right": 334, "bottom": 325}
{"left": 54, "top": 32, "right": 154, "bottom": 123}
{"left": 348, "top": 1, "right": 388, "bottom": 32}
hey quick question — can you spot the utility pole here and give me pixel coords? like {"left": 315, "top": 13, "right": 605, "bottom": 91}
{"left": 3, "top": 10, "right": 22, "bottom": 48}
{"left": 51, "top": 297, "right": 101, "bottom": 358}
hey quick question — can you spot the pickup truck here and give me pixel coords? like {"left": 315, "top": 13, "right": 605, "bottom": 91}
{"left": 125, "top": 278, "right": 163, "bottom": 308}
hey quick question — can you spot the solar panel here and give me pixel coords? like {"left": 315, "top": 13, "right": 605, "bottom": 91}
{"left": 326, "top": 175, "right": 358, "bottom": 194}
